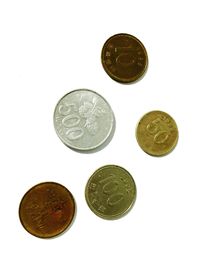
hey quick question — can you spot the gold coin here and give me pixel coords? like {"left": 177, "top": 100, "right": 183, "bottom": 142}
{"left": 136, "top": 110, "right": 178, "bottom": 156}
{"left": 19, "top": 182, "right": 76, "bottom": 238}
{"left": 85, "top": 165, "right": 136, "bottom": 219}
{"left": 101, "top": 33, "right": 148, "bottom": 83}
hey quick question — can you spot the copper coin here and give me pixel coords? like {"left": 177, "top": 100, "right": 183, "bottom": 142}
{"left": 101, "top": 33, "right": 148, "bottom": 83}
{"left": 19, "top": 182, "right": 75, "bottom": 238}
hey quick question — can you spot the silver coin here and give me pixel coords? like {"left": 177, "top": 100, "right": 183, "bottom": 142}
{"left": 53, "top": 89, "right": 115, "bottom": 151}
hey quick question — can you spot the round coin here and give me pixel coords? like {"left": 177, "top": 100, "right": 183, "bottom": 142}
{"left": 85, "top": 165, "right": 136, "bottom": 219}
{"left": 136, "top": 110, "right": 178, "bottom": 156}
{"left": 101, "top": 33, "right": 148, "bottom": 83}
{"left": 19, "top": 182, "right": 75, "bottom": 238}
{"left": 54, "top": 89, "right": 115, "bottom": 151}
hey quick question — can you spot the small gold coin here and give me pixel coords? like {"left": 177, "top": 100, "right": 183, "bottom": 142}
{"left": 101, "top": 33, "right": 148, "bottom": 83}
{"left": 19, "top": 182, "right": 75, "bottom": 238}
{"left": 85, "top": 165, "right": 136, "bottom": 219}
{"left": 136, "top": 110, "right": 178, "bottom": 156}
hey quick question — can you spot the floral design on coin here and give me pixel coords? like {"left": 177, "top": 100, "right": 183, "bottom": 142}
{"left": 85, "top": 165, "right": 137, "bottom": 219}
{"left": 54, "top": 89, "right": 115, "bottom": 151}
{"left": 19, "top": 182, "right": 75, "bottom": 238}
{"left": 79, "top": 97, "right": 106, "bottom": 135}
{"left": 101, "top": 33, "right": 148, "bottom": 83}
{"left": 136, "top": 110, "right": 178, "bottom": 156}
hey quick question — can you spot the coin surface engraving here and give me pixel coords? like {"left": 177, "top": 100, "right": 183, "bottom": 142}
{"left": 85, "top": 165, "right": 136, "bottom": 219}
{"left": 101, "top": 33, "right": 148, "bottom": 83}
{"left": 54, "top": 89, "right": 115, "bottom": 151}
{"left": 19, "top": 182, "right": 75, "bottom": 238}
{"left": 136, "top": 110, "right": 178, "bottom": 156}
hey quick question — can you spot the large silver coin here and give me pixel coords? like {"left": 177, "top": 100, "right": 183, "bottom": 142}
{"left": 54, "top": 89, "right": 115, "bottom": 151}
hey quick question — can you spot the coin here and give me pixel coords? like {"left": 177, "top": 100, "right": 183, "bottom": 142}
{"left": 101, "top": 33, "right": 148, "bottom": 83}
{"left": 54, "top": 89, "right": 115, "bottom": 151}
{"left": 19, "top": 182, "right": 75, "bottom": 238}
{"left": 85, "top": 165, "right": 136, "bottom": 219}
{"left": 136, "top": 110, "right": 178, "bottom": 156}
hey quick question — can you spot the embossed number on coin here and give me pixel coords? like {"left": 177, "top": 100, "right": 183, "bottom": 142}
{"left": 101, "top": 33, "right": 148, "bottom": 83}
{"left": 54, "top": 89, "right": 115, "bottom": 151}
{"left": 136, "top": 110, "right": 179, "bottom": 156}
{"left": 85, "top": 165, "right": 136, "bottom": 219}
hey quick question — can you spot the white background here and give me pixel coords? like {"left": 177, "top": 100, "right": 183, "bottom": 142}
{"left": 0, "top": 0, "right": 200, "bottom": 266}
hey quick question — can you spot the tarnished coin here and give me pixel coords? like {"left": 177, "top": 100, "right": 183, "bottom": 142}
{"left": 85, "top": 165, "right": 136, "bottom": 219}
{"left": 101, "top": 33, "right": 148, "bottom": 83}
{"left": 54, "top": 89, "right": 115, "bottom": 151}
{"left": 136, "top": 110, "right": 178, "bottom": 156}
{"left": 19, "top": 182, "right": 75, "bottom": 238}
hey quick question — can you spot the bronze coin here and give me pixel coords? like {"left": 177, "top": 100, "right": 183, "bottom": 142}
{"left": 19, "top": 182, "right": 75, "bottom": 238}
{"left": 136, "top": 110, "right": 178, "bottom": 156}
{"left": 101, "top": 33, "right": 148, "bottom": 83}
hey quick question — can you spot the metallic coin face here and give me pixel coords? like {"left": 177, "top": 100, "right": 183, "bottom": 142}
{"left": 19, "top": 182, "right": 75, "bottom": 238}
{"left": 85, "top": 165, "right": 136, "bottom": 219}
{"left": 136, "top": 110, "right": 178, "bottom": 156}
{"left": 54, "top": 89, "right": 115, "bottom": 151}
{"left": 101, "top": 33, "right": 148, "bottom": 83}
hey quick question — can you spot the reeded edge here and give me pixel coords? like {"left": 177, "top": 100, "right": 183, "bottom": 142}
{"left": 135, "top": 110, "right": 179, "bottom": 157}
{"left": 101, "top": 33, "right": 148, "bottom": 84}
{"left": 53, "top": 89, "right": 115, "bottom": 152}
{"left": 19, "top": 181, "right": 76, "bottom": 239}
{"left": 85, "top": 164, "right": 137, "bottom": 220}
